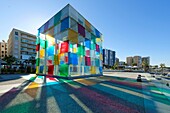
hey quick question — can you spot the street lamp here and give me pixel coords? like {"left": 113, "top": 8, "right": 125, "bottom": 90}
{"left": 0, "top": 59, "right": 1, "bottom": 74}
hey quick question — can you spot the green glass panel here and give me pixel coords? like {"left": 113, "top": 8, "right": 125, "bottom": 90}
{"left": 40, "top": 39, "right": 45, "bottom": 48}
{"left": 36, "top": 58, "right": 40, "bottom": 66}
{"left": 54, "top": 11, "right": 61, "bottom": 25}
{"left": 95, "top": 59, "right": 99, "bottom": 66}
{"left": 91, "top": 43, "right": 95, "bottom": 50}
{"left": 36, "top": 37, "right": 40, "bottom": 44}
{"left": 45, "top": 40, "right": 48, "bottom": 48}
{"left": 40, "top": 39, "right": 48, "bottom": 49}
{"left": 59, "top": 64, "right": 68, "bottom": 77}
{"left": 69, "top": 43, "right": 73, "bottom": 48}
{"left": 78, "top": 45, "right": 85, "bottom": 56}
{"left": 91, "top": 34, "right": 96, "bottom": 43}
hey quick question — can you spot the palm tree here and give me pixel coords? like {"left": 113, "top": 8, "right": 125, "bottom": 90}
{"left": 28, "top": 56, "right": 36, "bottom": 73}
{"left": 132, "top": 63, "right": 137, "bottom": 66}
{"left": 23, "top": 59, "right": 30, "bottom": 73}
{"left": 113, "top": 62, "right": 119, "bottom": 70}
{"left": 142, "top": 61, "right": 149, "bottom": 72}
{"left": 160, "top": 63, "right": 165, "bottom": 74}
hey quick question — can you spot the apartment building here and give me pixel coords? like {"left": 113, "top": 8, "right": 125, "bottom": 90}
{"left": 126, "top": 56, "right": 133, "bottom": 66}
{"left": 0, "top": 40, "right": 7, "bottom": 59}
{"left": 133, "top": 56, "right": 142, "bottom": 67}
{"left": 115, "top": 57, "right": 119, "bottom": 65}
{"left": 103, "top": 49, "right": 116, "bottom": 68}
{"left": 8, "top": 28, "right": 36, "bottom": 63}
{"left": 142, "top": 57, "right": 150, "bottom": 65}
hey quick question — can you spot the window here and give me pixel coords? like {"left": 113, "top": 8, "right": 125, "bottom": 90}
{"left": 2, "top": 55, "right": 4, "bottom": 57}
{"left": 15, "top": 42, "right": 18, "bottom": 45}
{"left": 21, "top": 39, "right": 27, "bottom": 42}
{"left": 15, "top": 36, "right": 18, "bottom": 40}
{"left": 5, "top": 48, "right": 7, "bottom": 50}
{"left": 2, "top": 51, "right": 4, "bottom": 53}
{"left": 15, "top": 32, "right": 18, "bottom": 35}
{"left": 14, "top": 55, "right": 18, "bottom": 58}
{"left": 14, "top": 51, "right": 18, "bottom": 54}
{"left": 15, "top": 46, "right": 18, "bottom": 49}
{"left": 2, "top": 45, "right": 4, "bottom": 47}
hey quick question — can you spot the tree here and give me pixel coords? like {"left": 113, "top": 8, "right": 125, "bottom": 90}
{"left": 28, "top": 56, "right": 36, "bottom": 73}
{"left": 160, "top": 63, "right": 166, "bottom": 73}
{"left": 132, "top": 63, "right": 137, "bottom": 66}
{"left": 2, "top": 55, "right": 17, "bottom": 68}
{"left": 113, "top": 62, "right": 119, "bottom": 70}
{"left": 142, "top": 61, "right": 149, "bottom": 72}
{"left": 23, "top": 59, "right": 29, "bottom": 69}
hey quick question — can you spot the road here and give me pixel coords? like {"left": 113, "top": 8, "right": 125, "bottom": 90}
{"left": 0, "top": 72, "right": 170, "bottom": 113}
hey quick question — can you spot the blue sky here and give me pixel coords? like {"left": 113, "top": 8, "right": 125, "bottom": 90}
{"left": 0, "top": 0, "right": 170, "bottom": 66}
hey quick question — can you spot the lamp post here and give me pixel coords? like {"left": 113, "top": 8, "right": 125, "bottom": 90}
{"left": 0, "top": 59, "right": 1, "bottom": 74}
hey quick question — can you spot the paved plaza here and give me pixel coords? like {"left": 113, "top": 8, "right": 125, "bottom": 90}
{"left": 0, "top": 72, "right": 170, "bottom": 113}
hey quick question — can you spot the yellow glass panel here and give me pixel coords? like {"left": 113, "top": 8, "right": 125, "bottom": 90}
{"left": 46, "top": 35, "right": 55, "bottom": 45}
{"left": 96, "top": 38, "right": 101, "bottom": 42}
{"left": 100, "top": 54, "right": 103, "bottom": 60}
{"left": 40, "top": 49, "right": 45, "bottom": 58}
{"left": 36, "top": 66, "right": 39, "bottom": 74}
{"left": 73, "top": 48, "right": 77, "bottom": 53}
{"left": 90, "top": 66, "right": 96, "bottom": 74}
{"left": 68, "top": 29, "right": 78, "bottom": 44}
{"left": 85, "top": 19, "right": 91, "bottom": 32}
{"left": 54, "top": 54, "right": 59, "bottom": 65}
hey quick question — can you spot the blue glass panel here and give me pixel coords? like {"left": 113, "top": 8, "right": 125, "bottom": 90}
{"left": 99, "top": 67, "right": 102, "bottom": 73}
{"left": 85, "top": 39, "right": 90, "bottom": 48}
{"left": 40, "top": 66, "right": 44, "bottom": 73}
{"left": 47, "top": 46, "right": 54, "bottom": 56}
{"left": 61, "top": 17, "right": 69, "bottom": 32}
{"left": 68, "top": 52, "right": 78, "bottom": 65}
{"left": 60, "top": 60, "right": 65, "bottom": 65}
{"left": 72, "top": 53, "right": 78, "bottom": 65}
{"left": 95, "top": 29, "right": 100, "bottom": 37}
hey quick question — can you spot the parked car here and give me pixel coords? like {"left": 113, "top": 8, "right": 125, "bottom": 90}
{"left": 156, "top": 77, "right": 162, "bottom": 80}
{"left": 167, "top": 73, "right": 170, "bottom": 77}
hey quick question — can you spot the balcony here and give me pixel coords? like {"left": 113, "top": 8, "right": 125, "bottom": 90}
{"left": 21, "top": 39, "right": 27, "bottom": 43}
{"left": 21, "top": 44, "right": 27, "bottom": 47}
{"left": 21, "top": 39, "right": 36, "bottom": 45}
{"left": 27, "top": 49, "right": 36, "bottom": 53}
{"left": 28, "top": 41, "right": 36, "bottom": 45}
{"left": 27, "top": 45, "right": 36, "bottom": 49}
{"left": 21, "top": 35, "right": 28, "bottom": 39}
{"left": 21, "top": 48, "right": 27, "bottom": 51}
{"left": 21, "top": 35, "right": 36, "bottom": 41}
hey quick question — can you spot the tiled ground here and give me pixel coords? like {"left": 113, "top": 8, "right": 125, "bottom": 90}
{"left": 0, "top": 74, "right": 170, "bottom": 113}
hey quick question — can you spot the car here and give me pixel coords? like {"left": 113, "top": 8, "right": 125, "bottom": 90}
{"left": 156, "top": 77, "right": 162, "bottom": 80}
{"left": 162, "top": 73, "right": 167, "bottom": 76}
{"left": 167, "top": 73, "right": 170, "bottom": 77}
